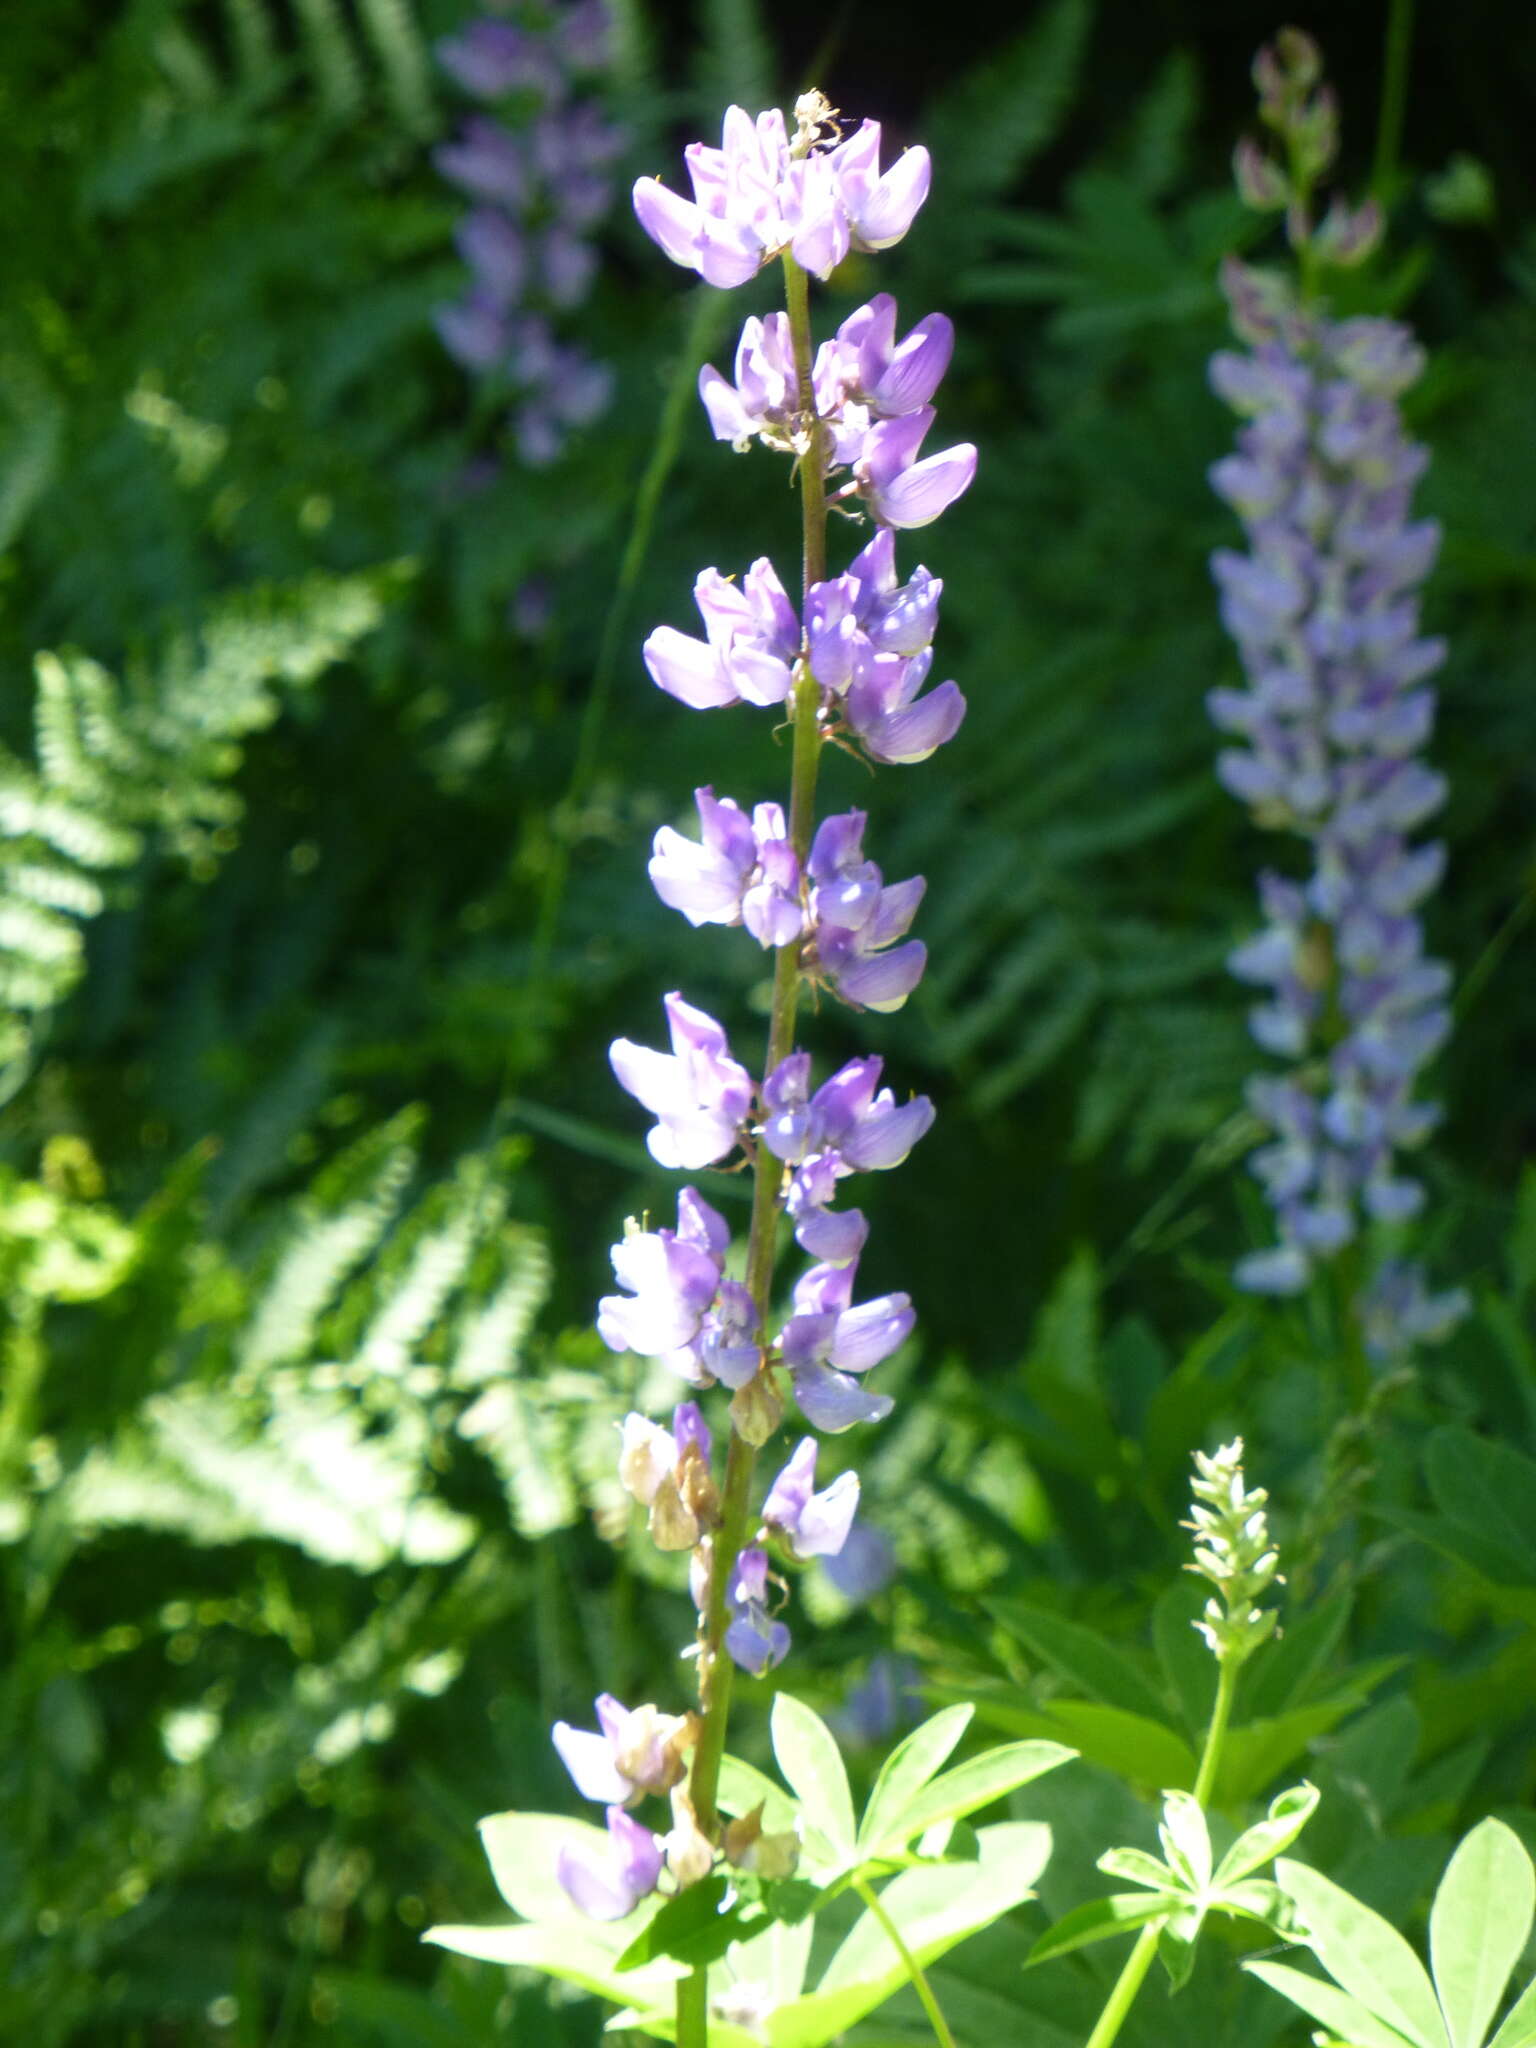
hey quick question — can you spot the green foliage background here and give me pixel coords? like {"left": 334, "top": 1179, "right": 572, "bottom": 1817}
{"left": 2, "top": 0, "right": 1534, "bottom": 2041}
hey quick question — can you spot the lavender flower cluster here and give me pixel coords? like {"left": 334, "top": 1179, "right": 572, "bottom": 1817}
{"left": 550, "top": 91, "right": 971, "bottom": 1924}
{"left": 1209, "top": 33, "right": 1466, "bottom": 1355}
{"left": 434, "top": 1, "right": 622, "bottom": 466}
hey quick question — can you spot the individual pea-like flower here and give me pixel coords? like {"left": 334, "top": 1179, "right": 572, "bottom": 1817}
{"left": 845, "top": 407, "right": 978, "bottom": 530}
{"left": 596, "top": 1187, "right": 728, "bottom": 1355}
{"left": 609, "top": 994, "right": 754, "bottom": 1169}
{"left": 618, "top": 1401, "right": 720, "bottom": 1549}
{"left": 763, "top": 1052, "right": 935, "bottom": 1181}
{"left": 632, "top": 94, "right": 931, "bottom": 290}
{"left": 649, "top": 787, "right": 804, "bottom": 947}
{"left": 698, "top": 293, "right": 955, "bottom": 468}
{"left": 551, "top": 1693, "right": 699, "bottom": 1804}
{"left": 805, "top": 810, "right": 927, "bottom": 1012}
{"left": 761, "top": 1436, "right": 860, "bottom": 1558}
{"left": 642, "top": 561, "right": 800, "bottom": 710}
{"left": 776, "top": 1257, "right": 911, "bottom": 1432}
{"left": 723, "top": 1546, "right": 791, "bottom": 1675}
{"left": 555, "top": 1804, "right": 664, "bottom": 1920}
{"left": 822, "top": 1521, "right": 898, "bottom": 1603}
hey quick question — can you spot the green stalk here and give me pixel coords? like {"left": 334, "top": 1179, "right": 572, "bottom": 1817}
{"left": 851, "top": 1874, "right": 958, "bottom": 2048}
{"left": 674, "top": 248, "right": 829, "bottom": 2048}
{"left": 1371, "top": 0, "right": 1416, "bottom": 204}
{"left": 1081, "top": 1659, "right": 1238, "bottom": 2048}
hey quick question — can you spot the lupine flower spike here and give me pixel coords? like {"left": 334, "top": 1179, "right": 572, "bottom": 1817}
{"left": 548, "top": 89, "right": 971, "bottom": 1943}
{"left": 1210, "top": 29, "right": 1467, "bottom": 1361}
{"left": 1184, "top": 1438, "right": 1282, "bottom": 1668}
{"left": 434, "top": 1, "right": 623, "bottom": 472}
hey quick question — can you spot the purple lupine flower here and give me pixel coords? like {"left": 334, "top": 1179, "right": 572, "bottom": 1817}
{"left": 816, "top": 295, "right": 955, "bottom": 424}
{"left": 761, "top": 1436, "right": 860, "bottom": 1557}
{"left": 1209, "top": 264, "right": 1462, "bottom": 1349}
{"left": 434, "top": 11, "right": 621, "bottom": 480}
{"left": 649, "top": 787, "right": 805, "bottom": 947}
{"left": 847, "top": 408, "right": 978, "bottom": 530}
{"left": 806, "top": 810, "right": 926, "bottom": 1011}
{"left": 776, "top": 1258, "right": 910, "bottom": 1432}
{"left": 610, "top": 994, "right": 754, "bottom": 1168}
{"left": 763, "top": 1052, "right": 935, "bottom": 1178}
{"left": 552, "top": 1693, "right": 696, "bottom": 1804}
{"left": 456, "top": 209, "right": 529, "bottom": 306}
{"left": 677, "top": 1277, "right": 762, "bottom": 1391}
{"left": 723, "top": 1546, "right": 791, "bottom": 1674}
{"left": 632, "top": 97, "right": 931, "bottom": 290}
{"left": 436, "top": 116, "right": 530, "bottom": 205}
{"left": 437, "top": 20, "right": 566, "bottom": 100}
{"left": 698, "top": 313, "right": 802, "bottom": 452}
{"left": 555, "top": 1805, "right": 664, "bottom": 1920}
{"left": 822, "top": 1520, "right": 897, "bottom": 1602}
{"left": 643, "top": 561, "right": 800, "bottom": 710}
{"left": 834, "top": 1654, "right": 924, "bottom": 1746}
{"left": 618, "top": 1400, "right": 713, "bottom": 1504}
{"left": 597, "top": 1186, "right": 728, "bottom": 1357}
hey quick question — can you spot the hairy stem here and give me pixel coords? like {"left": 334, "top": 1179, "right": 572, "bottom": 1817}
{"left": 675, "top": 250, "right": 829, "bottom": 2048}
{"left": 851, "top": 1874, "right": 958, "bottom": 2048}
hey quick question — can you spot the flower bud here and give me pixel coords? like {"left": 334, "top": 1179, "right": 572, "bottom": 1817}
{"left": 730, "top": 1370, "right": 785, "bottom": 1446}
{"left": 648, "top": 1470, "right": 701, "bottom": 1551}
{"left": 1312, "top": 197, "right": 1384, "bottom": 270}
{"left": 664, "top": 1787, "right": 716, "bottom": 1888}
{"left": 1234, "top": 136, "right": 1289, "bottom": 212}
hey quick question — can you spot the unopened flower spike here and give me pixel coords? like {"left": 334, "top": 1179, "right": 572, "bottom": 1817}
{"left": 1183, "top": 1439, "right": 1282, "bottom": 1667}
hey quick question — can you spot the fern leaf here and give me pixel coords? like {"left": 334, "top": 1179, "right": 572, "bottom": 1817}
{"left": 356, "top": 0, "right": 438, "bottom": 139}
{"left": 292, "top": 0, "right": 365, "bottom": 121}
{"left": 925, "top": 0, "right": 1093, "bottom": 202}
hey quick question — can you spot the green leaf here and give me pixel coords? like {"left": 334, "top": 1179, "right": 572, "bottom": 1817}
{"left": 858, "top": 1704, "right": 974, "bottom": 1854}
{"left": 423, "top": 1916, "right": 682, "bottom": 2012}
{"left": 1429, "top": 1819, "right": 1535, "bottom": 2048}
{"left": 1488, "top": 1970, "right": 1536, "bottom": 2048}
{"left": 1425, "top": 1430, "right": 1536, "bottom": 1581}
{"left": 718, "top": 1752, "right": 799, "bottom": 1835}
{"left": 1246, "top": 1960, "right": 1421, "bottom": 2048}
{"left": 1156, "top": 1901, "right": 1205, "bottom": 1991}
{"left": 1276, "top": 1858, "right": 1450, "bottom": 2048}
{"left": 1214, "top": 1783, "right": 1320, "bottom": 1887}
{"left": 925, "top": 0, "right": 1093, "bottom": 202}
{"left": 987, "top": 1598, "right": 1174, "bottom": 1724}
{"left": 478, "top": 1812, "right": 615, "bottom": 1924}
{"left": 1218, "top": 1667, "right": 1406, "bottom": 1804}
{"left": 1026, "top": 1891, "right": 1175, "bottom": 1965}
{"left": 1001, "top": 1700, "right": 1199, "bottom": 1788}
{"left": 1157, "top": 1790, "right": 1211, "bottom": 1892}
{"left": 771, "top": 1693, "right": 856, "bottom": 1859}
{"left": 615, "top": 1877, "right": 742, "bottom": 1972}
{"left": 882, "top": 1741, "right": 1074, "bottom": 1848}
{"left": 1098, "top": 1844, "right": 1181, "bottom": 1892}
{"left": 763, "top": 1824, "right": 1052, "bottom": 2048}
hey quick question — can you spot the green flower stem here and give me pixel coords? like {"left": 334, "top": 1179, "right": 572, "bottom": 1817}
{"left": 1192, "top": 1655, "right": 1238, "bottom": 1808}
{"left": 675, "top": 249, "right": 830, "bottom": 2048}
{"left": 1082, "top": 1658, "right": 1240, "bottom": 2048}
{"left": 1372, "top": 0, "right": 1416, "bottom": 203}
{"left": 851, "top": 1873, "right": 958, "bottom": 2048}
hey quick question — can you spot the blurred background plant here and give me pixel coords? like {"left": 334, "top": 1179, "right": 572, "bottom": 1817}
{"left": 2, "top": 0, "right": 1534, "bottom": 2041}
